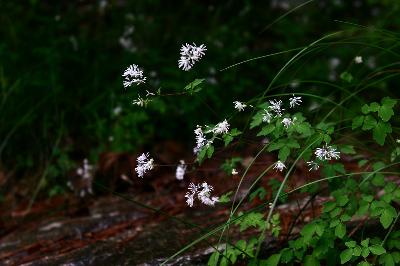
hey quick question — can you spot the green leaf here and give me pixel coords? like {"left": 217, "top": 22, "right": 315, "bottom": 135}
{"left": 235, "top": 212, "right": 265, "bottom": 232}
{"left": 323, "top": 201, "right": 337, "bottom": 213}
{"left": 345, "top": 241, "right": 357, "bottom": 248}
{"left": 380, "top": 209, "right": 395, "bottom": 229}
{"left": 207, "top": 145, "right": 214, "bottom": 158}
{"left": 280, "top": 248, "right": 293, "bottom": 263}
{"left": 278, "top": 146, "right": 290, "bottom": 161}
{"left": 370, "top": 102, "right": 380, "bottom": 112}
{"left": 362, "top": 115, "right": 377, "bottom": 130}
{"left": 264, "top": 254, "right": 281, "bottom": 266}
{"left": 341, "top": 145, "right": 356, "bottom": 154}
{"left": 340, "top": 71, "right": 353, "bottom": 83}
{"left": 268, "top": 141, "right": 285, "bottom": 151}
{"left": 335, "top": 223, "right": 346, "bottom": 239}
{"left": 353, "top": 246, "right": 362, "bottom": 256}
{"left": 361, "top": 238, "right": 370, "bottom": 247}
{"left": 249, "top": 187, "right": 267, "bottom": 201}
{"left": 304, "top": 255, "right": 320, "bottom": 266}
{"left": 379, "top": 105, "right": 395, "bottom": 122}
{"left": 219, "top": 191, "right": 233, "bottom": 203}
{"left": 369, "top": 245, "right": 386, "bottom": 255}
{"left": 197, "top": 147, "right": 207, "bottom": 164}
{"left": 383, "top": 253, "right": 395, "bottom": 266}
{"left": 207, "top": 251, "right": 220, "bottom": 266}
{"left": 362, "top": 246, "right": 370, "bottom": 258}
{"left": 373, "top": 121, "right": 392, "bottom": 145}
{"left": 184, "top": 78, "right": 204, "bottom": 94}
{"left": 340, "top": 249, "right": 353, "bottom": 264}
{"left": 257, "top": 124, "right": 275, "bottom": 136}
{"left": 361, "top": 104, "right": 370, "bottom": 114}
{"left": 301, "top": 223, "right": 316, "bottom": 243}
{"left": 352, "top": 116, "right": 364, "bottom": 129}
{"left": 250, "top": 112, "right": 264, "bottom": 129}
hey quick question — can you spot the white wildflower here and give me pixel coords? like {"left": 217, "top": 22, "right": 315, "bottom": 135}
{"left": 112, "top": 106, "right": 122, "bottom": 116}
{"left": 262, "top": 109, "right": 272, "bottom": 123}
{"left": 231, "top": 168, "right": 238, "bottom": 175}
{"left": 273, "top": 161, "right": 286, "bottom": 172}
{"left": 354, "top": 56, "right": 363, "bottom": 64}
{"left": 132, "top": 95, "right": 148, "bottom": 107}
{"left": 178, "top": 43, "right": 207, "bottom": 71}
{"left": 185, "top": 182, "right": 219, "bottom": 207}
{"left": 329, "top": 57, "right": 340, "bottom": 69}
{"left": 281, "top": 118, "right": 293, "bottom": 129}
{"left": 194, "top": 125, "right": 208, "bottom": 153}
{"left": 176, "top": 160, "right": 187, "bottom": 180}
{"left": 233, "top": 101, "right": 247, "bottom": 111}
{"left": 135, "top": 153, "right": 154, "bottom": 178}
{"left": 289, "top": 94, "right": 302, "bottom": 108}
{"left": 76, "top": 158, "right": 93, "bottom": 179}
{"left": 122, "top": 64, "right": 146, "bottom": 87}
{"left": 315, "top": 145, "right": 340, "bottom": 161}
{"left": 306, "top": 161, "right": 320, "bottom": 171}
{"left": 198, "top": 182, "right": 219, "bottom": 206}
{"left": 185, "top": 182, "right": 198, "bottom": 207}
{"left": 213, "top": 119, "right": 230, "bottom": 135}
{"left": 269, "top": 99, "right": 284, "bottom": 117}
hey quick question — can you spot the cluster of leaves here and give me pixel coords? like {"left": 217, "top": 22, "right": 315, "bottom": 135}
{"left": 205, "top": 96, "right": 399, "bottom": 265}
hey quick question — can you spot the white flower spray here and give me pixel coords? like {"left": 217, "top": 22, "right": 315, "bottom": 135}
{"left": 233, "top": 101, "right": 247, "bottom": 111}
{"left": 185, "top": 182, "right": 219, "bottom": 207}
{"left": 273, "top": 161, "right": 286, "bottom": 172}
{"left": 122, "top": 64, "right": 146, "bottom": 88}
{"left": 135, "top": 153, "right": 154, "bottom": 178}
{"left": 178, "top": 43, "right": 207, "bottom": 71}
{"left": 175, "top": 160, "right": 187, "bottom": 180}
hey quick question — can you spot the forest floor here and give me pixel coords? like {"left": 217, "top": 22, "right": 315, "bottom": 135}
{"left": 0, "top": 142, "right": 355, "bottom": 265}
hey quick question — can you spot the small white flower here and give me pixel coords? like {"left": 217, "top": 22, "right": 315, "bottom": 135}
{"left": 213, "top": 119, "right": 230, "bottom": 135}
{"left": 231, "top": 168, "right": 238, "bottom": 175}
{"left": 396, "top": 139, "right": 400, "bottom": 144}
{"left": 281, "top": 118, "right": 293, "bottom": 129}
{"left": 194, "top": 125, "right": 208, "bottom": 153}
{"left": 132, "top": 95, "right": 148, "bottom": 107}
{"left": 112, "top": 106, "right": 122, "bottom": 116}
{"left": 178, "top": 43, "right": 207, "bottom": 71}
{"left": 135, "top": 153, "right": 154, "bottom": 178}
{"left": 354, "top": 56, "right": 363, "bottom": 64}
{"left": 315, "top": 145, "right": 340, "bottom": 161}
{"left": 198, "top": 182, "right": 219, "bottom": 206}
{"left": 289, "top": 94, "right": 302, "bottom": 108}
{"left": 176, "top": 160, "right": 187, "bottom": 180}
{"left": 269, "top": 99, "right": 284, "bottom": 117}
{"left": 329, "top": 57, "right": 340, "bottom": 69}
{"left": 268, "top": 202, "right": 273, "bottom": 209}
{"left": 306, "top": 161, "right": 320, "bottom": 171}
{"left": 108, "top": 136, "right": 114, "bottom": 142}
{"left": 76, "top": 158, "right": 93, "bottom": 179}
{"left": 262, "top": 109, "right": 272, "bottom": 123}
{"left": 122, "top": 64, "right": 146, "bottom": 87}
{"left": 233, "top": 101, "right": 247, "bottom": 111}
{"left": 290, "top": 80, "right": 299, "bottom": 88}
{"left": 185, "top": 182, "right": 219, "bottom": 207}
{"left": 273, "top": 161, "right": 286, "bottom": 172}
